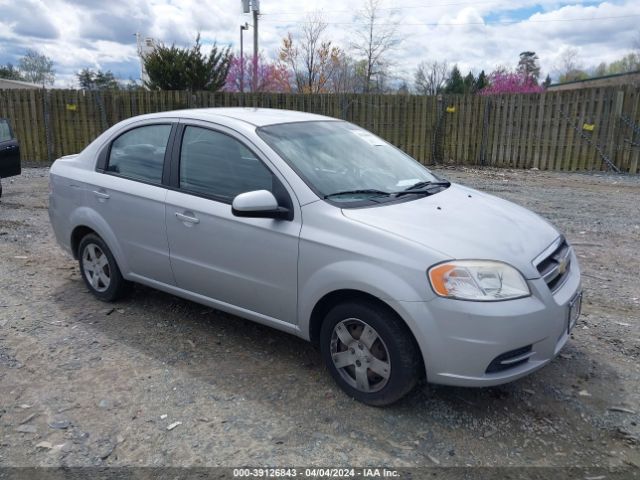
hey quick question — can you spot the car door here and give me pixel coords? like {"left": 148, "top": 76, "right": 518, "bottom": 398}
{"left": 0, "top": 118, "right": 21, "bottom": 179}
{"left": 91, "top": 121, "right": 176, "bottom": 285}
{"left": 165, "top": 122, "right": 301, "bottom": 324}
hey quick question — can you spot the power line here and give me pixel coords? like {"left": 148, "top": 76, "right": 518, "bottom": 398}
{"left": 261, "top": 0, "right": 603, "bottom": 16}
{"left": 260, "top": 13, "right": 640, "bottom": 27}
{"left": 262, "top": 0, "right": 499, "bottom": 15}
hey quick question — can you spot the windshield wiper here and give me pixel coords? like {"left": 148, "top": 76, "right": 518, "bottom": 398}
{"left": 323, "top": 189, "right": 392, "bottom": 199}
{"left": 403, "top": 180, "right": 451, "bottom": 191}
{"left": 393, "top": 180, "right": 451, "bottom": 197}
{"left": 323, "top": 182, "right": 450, "bottom": 200}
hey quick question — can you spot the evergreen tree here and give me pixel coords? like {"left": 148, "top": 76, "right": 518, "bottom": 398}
{"left": 144, "top": 35, "right": 232, "bottom": 92}
{"left": 517, "top": 51, "right": 540, "bottom": 83}
{"left": 542, "top": 74, "right": 552, "bottom": 89}
{"left": 77, "top": 69, "right": 120, "bottom": 90}
{"left": 475, "top": 70, "right": 488, "bottom": 91}
{"left": 0, "top": 63, "right": 23, "bottom": 81}
{"left": 463, "top": 71, "right": 476, "bottom": 93}
{"left": 444, "top": 65, "right": 465, "bottom": 94}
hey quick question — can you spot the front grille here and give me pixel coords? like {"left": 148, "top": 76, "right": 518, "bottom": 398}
{"left": 486, "top": 345, "right": 533, "bottom": 374}
{"left": 536, "top": 237, "right": 572, "bottom": 292}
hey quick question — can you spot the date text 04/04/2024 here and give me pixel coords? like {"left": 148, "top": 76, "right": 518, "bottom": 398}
{"left": 232, "top": 468, "right": 400, "bottom": 478}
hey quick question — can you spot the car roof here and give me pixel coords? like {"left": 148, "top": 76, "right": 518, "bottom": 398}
{"left": 141, "top": 107, "right": 337, "bottom": 127}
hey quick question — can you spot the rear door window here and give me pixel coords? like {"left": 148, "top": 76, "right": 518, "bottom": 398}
{"left": 107, "top": 124, "right": 172, "bottom": 183}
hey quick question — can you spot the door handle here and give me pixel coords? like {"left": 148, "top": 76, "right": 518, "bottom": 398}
{"left": 175, "top": 212, "right": 200, "bottom": 224}
{"left": 93, "top": 190, "right": 110, "bottom": 199}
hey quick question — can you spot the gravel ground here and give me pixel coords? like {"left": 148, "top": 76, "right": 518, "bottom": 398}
{"left": 0, "top": 167, "right": 639, "bottom": 470}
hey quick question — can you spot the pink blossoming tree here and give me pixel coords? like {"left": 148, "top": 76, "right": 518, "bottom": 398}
{"left": 480, "top": 70, "right": 543, "bottom": 95}
{"left": 224, "top": 54, "right": 291, "bottom": 93}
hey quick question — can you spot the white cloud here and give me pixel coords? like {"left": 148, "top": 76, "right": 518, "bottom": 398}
{"left": 0, "top": 0, "right": 638, "bottom": 87}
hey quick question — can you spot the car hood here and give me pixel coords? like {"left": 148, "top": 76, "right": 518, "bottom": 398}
{"left": 341, "top": 183, "right": 560, "bottom": 279}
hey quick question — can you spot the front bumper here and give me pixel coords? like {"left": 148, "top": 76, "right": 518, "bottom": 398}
{"left": 390, "top": 251, "right": 582, "bottom": 387}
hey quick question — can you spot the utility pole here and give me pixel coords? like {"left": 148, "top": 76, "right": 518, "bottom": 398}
{"left": 239, "top": 23, "right": 249, "bottom": 93}
{"left": 252, "top": 0, "right": 260, "bottom": 92}
{"left": 242, "top": 0, "right": 260, "bottom": 92}
{"left": 134, "top": 32, "right": 143, "bottom": 83}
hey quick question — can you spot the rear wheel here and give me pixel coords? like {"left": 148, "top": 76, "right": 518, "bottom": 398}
{"left": 320, "top": 300, "right": 421, "bottom": 406}
{"left": 78, "top": 233, "right": 130, "bottom": 302}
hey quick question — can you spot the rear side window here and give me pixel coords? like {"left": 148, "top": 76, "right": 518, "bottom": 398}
{"left": 179, "top": 126, "right": 274, "bottom": 201}
{"left": 0, "top": 119, "right": 12, "bottom": 142}
{"left": 107, "top": 125, "right": 172, "bottom": 183}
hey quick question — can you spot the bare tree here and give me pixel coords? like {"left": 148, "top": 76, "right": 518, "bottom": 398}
{"left": 279, "top": 12, "right": 342, "bottom": 93}
{"left": 414, "top": 60, "right": 448, "bottom": 95}
{"left": 555, "top": 47, "right": 587, "bottom": 82}
{"left": 594, "top": 62, "right": 608, "bottom": 77}
{"left": 329, "top": 53, "right": 363, "bottom": 93}
{"left": 299, "top": 12, "right": 327, "bottom": 92}
{"left": 558, "top": 47, "right": 580, "bottom": 73}
{"left": 351, "top": 0, "right": 401, "bottom": 93}
{"left": 19, "top": 49, "right": 55, "bottom": 86}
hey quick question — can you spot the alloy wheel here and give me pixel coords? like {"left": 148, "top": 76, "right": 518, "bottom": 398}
{"left": 82, "top": 243, "right": 111, "bottom": 293}
{"left": 330, "top": 318, "right": 391, "bottom": 393}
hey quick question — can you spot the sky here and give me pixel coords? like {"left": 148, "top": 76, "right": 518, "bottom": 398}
{"left": 0, "top": 0, "right": 638, "bottom": 87}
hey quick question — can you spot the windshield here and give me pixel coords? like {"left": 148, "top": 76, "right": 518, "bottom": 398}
{"left": 257, "top": 121, "right": 444, "bottom": 205}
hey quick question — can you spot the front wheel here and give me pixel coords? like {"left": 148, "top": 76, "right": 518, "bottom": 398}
{"left": 78, "top": 233, "right": 130, "bottom": 302}
{"left": 320, "top": 301, "right": 422, "bottom": 406}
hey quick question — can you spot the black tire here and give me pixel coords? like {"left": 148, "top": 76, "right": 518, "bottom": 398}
{"left": 77, "top": 233, "right": 131, "bottom": 302}
{"left": 320, "top": 300, "right": 422, "bottom": 406}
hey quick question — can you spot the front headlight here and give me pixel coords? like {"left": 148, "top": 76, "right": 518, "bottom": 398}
{"left": 428, "top": 260, "right": 530, "bottom": 301}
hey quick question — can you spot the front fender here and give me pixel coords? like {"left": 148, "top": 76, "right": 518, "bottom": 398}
{"left": 297, "top": 259, "right": 428, "bottom": 341}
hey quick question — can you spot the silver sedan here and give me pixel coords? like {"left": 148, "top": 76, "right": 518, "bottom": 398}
{"left": 49, "top": 108, "right": 582, "bottom": 405}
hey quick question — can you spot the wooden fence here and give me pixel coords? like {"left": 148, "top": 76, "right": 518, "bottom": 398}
{"left": 0, "top": 86, "right": 639, "bottom": 173}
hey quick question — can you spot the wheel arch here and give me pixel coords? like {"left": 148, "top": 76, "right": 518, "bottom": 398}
{"left": 67, "top": 207, "right": 130, "bottom": 275}
{"left": 70, "top": 225, "right": 97, "bottom": 259}
{"left": 308, "top": 289, "right": 426, "bottom": 383}
{"left": 309, "top": 290, "right": 373, "bottom": 345}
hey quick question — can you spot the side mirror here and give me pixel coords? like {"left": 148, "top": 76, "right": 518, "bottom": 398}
{"left": 231, "top": 190, "right": 290, "bottom": 220}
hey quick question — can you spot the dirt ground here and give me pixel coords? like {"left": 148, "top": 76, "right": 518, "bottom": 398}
{"left": 0, "top": 167, "right": 639, "bottom": 471}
